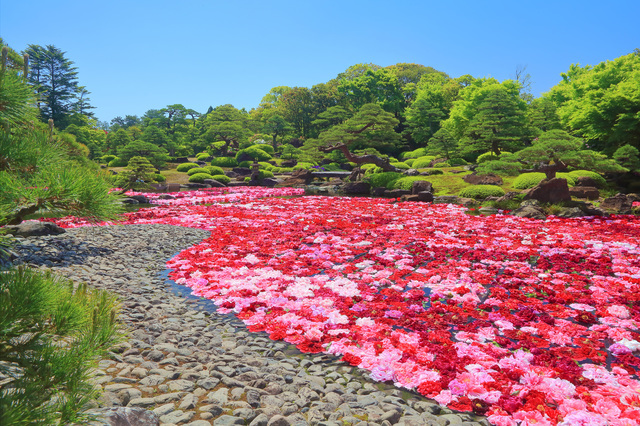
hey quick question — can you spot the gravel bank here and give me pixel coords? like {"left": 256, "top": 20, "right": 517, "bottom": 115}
{"left": 13, "top": 224, "right": 488, "bottom": 426}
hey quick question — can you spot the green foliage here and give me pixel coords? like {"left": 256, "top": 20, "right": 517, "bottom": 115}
{"left": 196, "top": 152, "right": 211, "bottom": 160}
{"left": 258, "top": 162, "right": 273, "bottom": 171}
{"left": 449, "top": 158, "right": 469, "bottom": 166}
{"left": 238, "top": 161, "right": 252, "bottom": 168}
{"left": 176, "top": 162, "right": 200, "bottom": 172}
{"left": 260, "top": 170, "right": 275, "bottom": 179}
{"left": 186, "top": 167, "right": 211, "bottom": 176}
{"left": 293, "top": 162, "right": 315, "bottom": 170}
{"left": 556, "top": 172, "right": 577, "bottom": 186}
{"left": 0, "top": 57, "right": 37, "bottom": 129}
{"left": 154, "top": 173, "right": 166, "bottom": 182}
{"left": 613, "top": 144, "right": 640, "bottom": 171}
{"left": 0, "top": 267, "right": 122, "bottom": 425}
{"left": 433, "top": 161, "right": 451, "bottom": 168}
{"left": 424, "top": 169, "right": 444, "bottom": 175}
{"left": 568, "top": 170, "right": 607, "bottom": 187}
{"left": 210, "top": 174, "right": 230, "bottom": 184}
{"left": 411, "top": 155, "right": 436, "bottom": 169}
{"left": 390, "top": 161, "right": 410, "bottom": 169}
{"left": 118, "top": 139, "right": 169, "bottom": 168}
{"left": 210, "top": 156, "right": 238, "bottom": 167}
{"left": 404, "top": 158, "right": 416, "bottom": 167}
{"left": 236, "top": 145, "right": 272, "bottom": 161}
{"left": 458, "top": 185, "right": 506, "bottom": 199}
{"left": 400, "top": 148, "right": 428, "bottom": 159}
{"left": 205, "top": 165, "right": 225, "bottom": 176}
{"left": 113, "top": 156, "right": 158, "bottom": 191}
{"left": 365, "top": 172, "right": 403, "bottom": 189}
{"left": 392, "top": 176, "right": 433, "bottom": 191}
{"left": 100, "top": 154, "right": 117, "bottom": 163}
{"left": 188, "top": 172, "right": 214, "bottom": 183}
{"left": 323, "top": 163, "right": 342, "bottom": 171}
{"left": 513, "top": 172, "right": 546, "bottom": 189}
{"left": 255, "top": 143, "right": 275, "bottom": 155}
{"left": 476, "top": 151, "right": 500, "bottom": 163}
{"left": 476, "top": 160, "right": 521, "bottom": 176}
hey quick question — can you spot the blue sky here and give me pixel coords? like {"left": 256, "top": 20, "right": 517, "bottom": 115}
{"left": 1, "top": 0, "right": 638, "bottom": 123}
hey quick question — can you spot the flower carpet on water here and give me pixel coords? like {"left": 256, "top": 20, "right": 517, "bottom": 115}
{"left": 49, "top": 187, "right": 640, "bottom": 425}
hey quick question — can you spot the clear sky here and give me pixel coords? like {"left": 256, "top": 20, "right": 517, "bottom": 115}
{"left": 1, "top": 0, "right": 638, "bottom": 123}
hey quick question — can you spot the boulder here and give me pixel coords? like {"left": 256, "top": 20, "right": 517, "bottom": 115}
{"left": 342, "top": 181, "right": 371, "bottom": 195}
{"left": 95, "top": 407, "right": 159, "bottom": 426}
{"left": 575, "top": 176, "right": 600, "bottom": 187}
{"left": 128, "top": 195, "right": 149, "bottom": 204}
{"left": 417, "top": 191, "right": 434, "bottom": 202}
{"left": 120, "top": 198, "right": 139, "bottom": 204}
{"left": 404, "top": 168, "right": 420, "bottom": 176}
{"left": 568, "top": 186, "right": 599, "bottom": 200}
{"left": 282, "top": 169, "right": 314, "bottom": 186}
{"left": 232, "top": 167, "right": 252, "bottom": 176}
{"left": 495, "top": 192, "right": 520, "bottom": 203}
{"left": 411, "top": 180, "right": 433, "bottom": 195}
{"left": 236, "top": 152, "right": 253, "bottom": 163}
{"left": 555, "top": 207, "right": 587, "bottom": 218}
{"left": 400, "top": 194, "right": 420, "bottom": 202}
{"left": 512, "top": 205, "right": 547, "bottom": 220}
{"left": 462, "top": 173, "right": 503, "bottom": 186}
{"left": 599, "top": 194, "right": 633, "bottom": 214}
{"left": 281, "top": 160, "right": 297, "bottom": 168}
{"left": 523, "top": 178, "right": 571, "bottom": 203}
{"left": 203, "top": 179, "right": 226, "bottom": 188}
{"left": 175, "top": 157, "right": 190, "bottom": 163}
{"left": 383, "top": 189, "right": 411, "bottom": 198}
{"left": 182, "top": 183, "right": 210, "bottom": 189}
{"left": 259, "top": 178, "right": 278, "bottom": 187}
{"left": 371, "top": 187, "right": 387, "bottom": 197}
{"left": 4, "top": 221, "right": 66, "bottom": 237}
{"left": 433, "top": 196, "right": 460, "bottom": 204}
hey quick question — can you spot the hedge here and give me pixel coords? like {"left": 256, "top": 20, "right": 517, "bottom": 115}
{"left": 188, "top": 173, "right": 214, "bottom": 183}
{"left": 176, "top": 162, "right": 200, "bottom": 172}
{"left": 458, "top": 185, "right": 506, "bottom": 199}
{"left": 411, "top": 156, "right": 436, "bottom": 169}
{"left": 211, "top": 157, "right": 238, "bottom": 167}
{"left": 187, "top": 167, "right": 211, "bottom": 176}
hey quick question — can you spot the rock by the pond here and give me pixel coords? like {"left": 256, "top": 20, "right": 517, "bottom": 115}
{"left": 462, "top": 173, "right": 503, "bottom": 186}
{"left": 568, "top": 186, "right": 599, "bottom": 200}
{"left": 600, "top": 194, "right": 633, "bottom": 214}
{"left": 411, "top": 180, "right": 433, "bottom": 195}
{"left": 523, "top": 177, "right": 571, "bottom": 204}
{"left": 5, "top": 221, "right": 66, "bottom": 237}
{"left": 342, "top": 181, "right": 371, "bottom": 195}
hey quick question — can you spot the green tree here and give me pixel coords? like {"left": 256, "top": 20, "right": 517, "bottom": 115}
{"left": 105, "top": 128, "right": 132, "bottom": 154}
{"left": 113, "top": 156, "right": 159, "bottom": 191}
{"left": 263, "top": 114, "right": 292, "bottom": 150}
{"left": 338, "top": 67, "right": 403, "bottom": 116}
{"left": 428, "top": 127, "right": 459, "bottom": 160}
{"left": 118, "top": 139, "right": 169, "bottom": 168}
{"left": 202, "top": 104, "right": 251, "bottom": 155}
{"left": 546, "top": 51, "right": 640, "bottom": 153}
{"left": 613, "top": 144, "right": 640, "bottom": 172}
{"left": 0, "top": 46, "right": 35, "bottom": 129}
{"left": 25, "top": 45, "right": 80, "bottom": 127}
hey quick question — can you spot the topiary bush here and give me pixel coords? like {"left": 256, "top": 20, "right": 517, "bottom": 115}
{"left": 205, "top": 165, "right": 225, "bottom": 176}
{"left": 433, "top": 161, "right": 451, "bottom": 168}
{"left": 100, "top": 154, "right": 117, "bottom": 164}
{"left": 366, "top": 172, "right": 403, "bottom": 189}
{"left": 188, "top": 173, "right": 214, "bottom": 183}
{"left": 256, "top": 144, "right": 275, "bottom": 155}
{"left": 293, "top": 162, "right": 315, "bottom": 170}
{"left": 391, "top": 162, "right": 410, "bottom": 169}
{"left": 210, "top": 174, "right": 231, "bottom": 184}
{"left": 259, "top": 162, "right": 273, "bottom": 171}
{"left": 260, "top": 170, "right": 274, "bottom": 179}
{"left": 176, "top": 162, "right": 200, "bottom": 172}
{"left": 458, "top": 185, "right": 506, "bottom": 199}
{"left": 400, "top": 148, "right": 428, "bottom": 160}
{"left": 404, "top": 158, "right": 416, "bottom": 167}
{"left": 568, "top": 170, "right": 607, "bottom": 187}
{"left": 411, "top": 156, "right": 436, "bottom": 169}
{"left": 196, "top": 152, "right": 211, "bottom": 160}
{"left": 236, "top": 145, "right": 272, "bottom": 162}
{"left": 424, "top": 169, "right": 444, "bottom": 176}
{"left": 107, "top": 157, "right": 127, "bottom": 167}
{"left": 238, "top": 161, "right": 252, "bottom": 168}
{"left": 211, "top": 157, "right": 238, "bottom": 167}
{"left": 186, "top": 167, "right": 211, "bottom": 176}
{"left": 154, "top": 174, "right": 166, "bottom": 182}
{"left": 449, "top": 158, "right": 469, "bottom": 166}
{"left": 323, "top": 163, "right": 342, "bottom": 171}
{"left": 556, "top": 172, "right": 577, "bottom": 186}
{"left": 392, "top": 176, "right": 433, "bottom": 191}
{"left": 513, "top": 172, "right": 547, "bottom": 189}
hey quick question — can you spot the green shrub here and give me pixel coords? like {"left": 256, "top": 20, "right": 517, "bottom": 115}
{"left": 101, "top": 154, "right": 117, "bottom": 163}
{"left": 476, "top": 152, "right": 499, "bottom": 163}
{"left": 568, "top": 170, "right": 607, "bottom": 187}
{"left": 154, "top": 174, "right": 166, "bottom": 182}
{"left": 236, "top": 145, "right": 272, "bottom": 161}
{"left": 476, "top": 160, "right": 521, "bottom": 176}
{"left": 513, "top": 172, "right": 546, "bottom": 189}
{"left": 411, "top": 156, "right": 436, "bottom": 169}
{"left": 107, "top": 157, "right": 127, "bottom": 167}
{"left": 196, "top": 152, "right": 211, "bottom": 160}
{"left": 401, "top": 148, "right": 428, "bottom": 160}
{"left": 392, "top": 176, "right": 433, "bottom": 191}
{"left": 424, "top": 169, "right": 444, "bottom": 176}
{"left": 293, "top": 162, "right": 315, "bottom": 170}
{"left": 366, "top": 172, "right": 403, "bottom": 189}
{"left": 391, "top": 162, "right": 410, "bottom": 169}
{"left": 433, "top": 161, "right": 450, "bottom": 168}
{"left": 205, "top": 165, "right": 225, "bottom": 176}
{"left": 256, "top": 144, "right": 275, "bottom": 155}
{"left": 211, "top": 156, "right": 238, "bottom": 167}
{"left": 260, "top": 170, "right": 274, "bottom": 179}
{"left": 188, "top": 172, "right": 214, "bottom": 183}
{"left": 364, "top": 166, "right": 384, "bottom": 175}
{"left": 271, "top": 167, "right": 281, "bottom": 173}
{"left": 238, "top": 161, "right": 252, "bottom": 168}
{"left": 176, "top": 162, "right": 200, "bottom": 172}
{"left": 449, "top": 158, "right": 469, "bottom": 166}
{"left": 259, "top": 162, "right": 273, "bottom": 171}
{"left": 187, "top": 167, "right": 211, "bottom": 176}
{"left": 557, "top": 172, "right": 577, "bottom": 186}
{"left": 404, "top": 158, "right": 416, "bottom": 167}
{"left": 323, "top": 163, "right": 342, "bottom": 171}
{"left": 211, "top": 174, "right": 231, "bottom": 184}
{"left": 458, "top": 185, "right": 506, "bottom": 199}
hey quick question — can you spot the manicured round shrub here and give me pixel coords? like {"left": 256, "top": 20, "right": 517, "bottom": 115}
{"left": 449, "top": 158, "right": 469, "bottom": 166}
{"left": 238, "top": 161, "right": 252, "bottom": 168}
{"left": 236, "top": 145, "right": 272, "bottom": 161}
{"left": 323, "top": 163, "right": 342, "bottom": 171}
{"left": 411, "top": 156, "right": 436, "bottom": 169}
{"left": 271, "top": 167, "right": 282, "bottom": 173}
{"left": 154, "top": 174, "right": 166, "bottom": 182}
{"left": 476, "top": 152, "right": 511, "bottom": 164}
{"left": 556, "top": 172, "right": 577, "bottom": 186}
{"left": 293, "top": 162, "right": 315, "bottom": 170}
{"left": 187, "top": 167, "right": 211, "bottom": 176}
{"left": 108, "top": 157, "right": 127, "bottom": 167}
{"left": 366, "top": 172, "right": 403, "bottom": 189}
{"left": 513, "top": 172, "right": 546, "bottom": 189}
{"left": 211, "top": 157, "right": 238, "bottom": 167}
{"left": 196, "top": 152, "right": 211, "bottom": 160}
{"left": 176, "top": 162, "right": 200, "bottom": 172}
{"left": 205, "top": 165, "right": 225, "bottom": 176}
{"left": 400, "top": 148, "right": 428, "bottom": 160}
{"left": 260, "top": 170, "right": 274, "bottom": 179}
{"left": 256, "top": 144, "right": 275, "bottom": 155}
{"left": 424, "top": 169, "right": 444, "bottom": 176}
{"left": 392, "top": 176, "right": 433, "bottom": 191}
{"left": 568, "top": 170, "right": 607, "bottom": 187}
{"left": 433, "top": 161, "right": 450, "bottom": 168}
{"left": 458, "top": 185, "right": 506, "bottom": 199}
{"left": 188, "top": 173, "right": 213, "bottom": 183}
{"left": 101, "top": 154, "right": 117, "bottom": 163}
{"left": 404, "top": 158, "right": 416, "bottom": 167}
{"left": 210, "top": 174, "right": 231, "bottom": 184}
{"left": 259, "top": 162, "right": 273, "bottom": 171}
{"left": 391, "top": 162, "right": 410, "bottom": 170}
{"left": 364, "top": 166, "right": 384, "bottom": 175}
